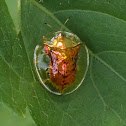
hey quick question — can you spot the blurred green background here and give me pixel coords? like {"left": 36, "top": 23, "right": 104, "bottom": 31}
{"left": 0, "top": 0, "right": 36, "bottom": 126}
{"left": 0, "top": 103, "right": 35, "bottom": 126}
{"left": 5, "top": 0, "right": 19, "bottom": 31}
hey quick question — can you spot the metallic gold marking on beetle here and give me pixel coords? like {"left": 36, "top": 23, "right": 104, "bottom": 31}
{"left": 34, "top": 31, "right": 89, "bottom": 95}
{"left": 43, "top": 31, "right": 81, "bottom": 93}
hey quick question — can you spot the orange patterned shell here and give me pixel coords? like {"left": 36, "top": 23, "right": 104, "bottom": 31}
{"left": 43, "top": 31, "right": 81, "bottom": 93}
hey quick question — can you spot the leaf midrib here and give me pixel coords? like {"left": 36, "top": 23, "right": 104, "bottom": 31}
{"left": 53, "top": 9, "right": 126, "bottom": 24}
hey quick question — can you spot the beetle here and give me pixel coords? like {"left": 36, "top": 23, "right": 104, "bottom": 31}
{"left": 34, "top": 21, "right": 89, "bottom": 95}
{"left": 43, "top": 31, "right": 81, "bottom": 93}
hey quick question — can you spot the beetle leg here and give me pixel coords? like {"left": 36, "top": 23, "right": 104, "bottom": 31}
{"left": 43, "top": 68, "right": 50, "bottom": 84}
{"left": 46, "top": 67, "right": 50, "bottom": 75}
{"left": 43, "top": 78, "right": 49, "bottom": 84}
{"left": 41, "top": 51, "right": 47, "bottom": 55}
{"left": 45, "top": 67, "right": 50, "bottom": 80}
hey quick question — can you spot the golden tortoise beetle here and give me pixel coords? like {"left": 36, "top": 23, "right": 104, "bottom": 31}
{"left": 34, "top": 31, "right": 89, "bottom": 95}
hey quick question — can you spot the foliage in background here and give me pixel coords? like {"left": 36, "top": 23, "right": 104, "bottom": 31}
{"left": 0, "top": 0, "right": 126, "bottom": 126}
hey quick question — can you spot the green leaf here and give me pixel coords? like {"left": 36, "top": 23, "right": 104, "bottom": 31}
{"left": 0, "top": 0, "right": 26, "bottom": 116}
{"left": 36, "top": 0, "right": 126, "bottom": 21}
{"left": 1, "top": 0, "right": 126, "bottom": 126}
{"left": 5, "top": 0, "right": 19, "bottom": 31}
{"left": 54, "top": 10, "right": 126, "bottom": 53}
{"left": 0, "top": 104, "right": 35, "bottom": 126}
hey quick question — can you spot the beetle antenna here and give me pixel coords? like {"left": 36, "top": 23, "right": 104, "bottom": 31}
{"left": 64, "top": 16, "right": 71, "bottom": 25}
{"left": 44, "top": 17, "right": 70, "bottom": 31}
{"left": 60, "top": 16, "right": 71, "bottom": 31}
{"left": 44, "top": 23, "right": 53, "bottom": 28}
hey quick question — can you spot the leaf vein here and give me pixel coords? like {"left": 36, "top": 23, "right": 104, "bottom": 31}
{"left": 96, "top": 50, "right": 126, "bottom": 55}
{"left": 90, "top": 56, "right": 126, "bottom": 124}
{"left": 94, "top": 54, "right": 126, "bottom": 83}
{"left": 53, "top": 9, "right": 126, "bottom": 24}
{"left": 0, "top": 87, "right": 25, "bottom": 118}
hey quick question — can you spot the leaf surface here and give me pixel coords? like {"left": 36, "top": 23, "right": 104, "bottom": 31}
{"left": 0, "top": 0, "right": 26, "bottom": 116}
{"left": 36, "top": 0, "right": 126, "bottom": 21}
{"left": 1, "top": 0, "right": 126, "bottom": 126}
